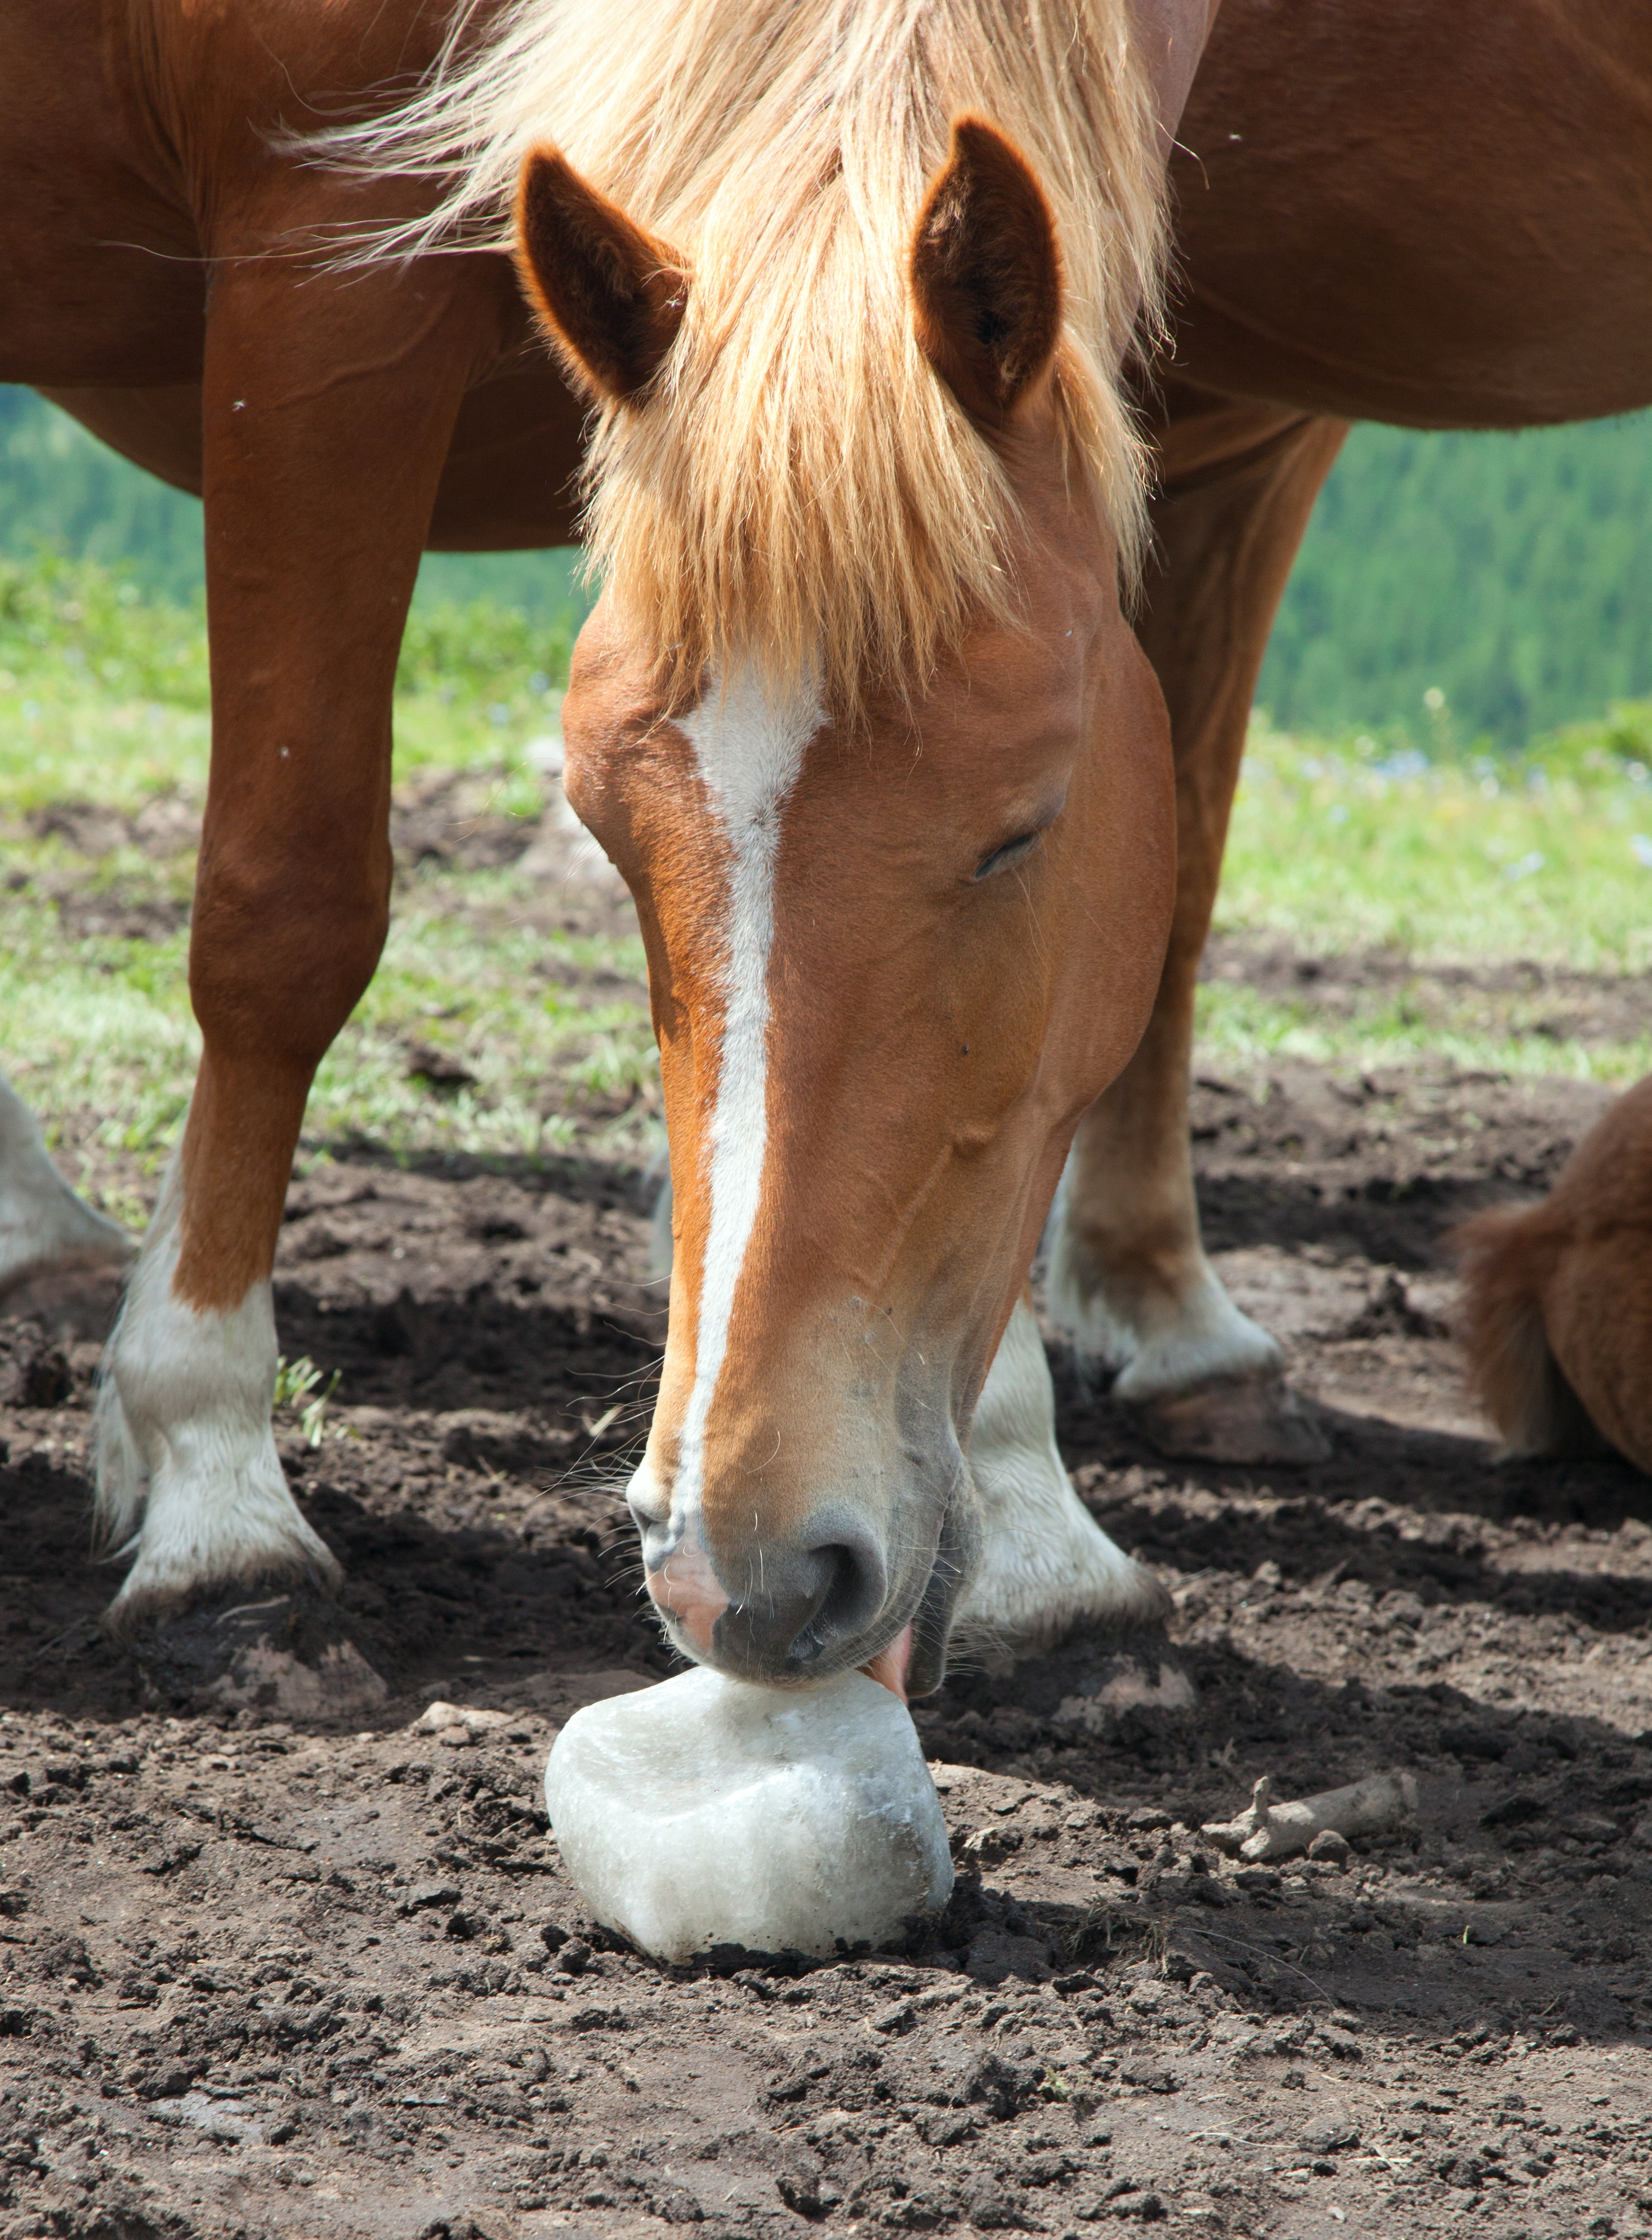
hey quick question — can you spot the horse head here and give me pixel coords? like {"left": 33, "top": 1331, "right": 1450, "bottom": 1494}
{"left": 514, "top": 115, "right": 1174, "bottom": 1695}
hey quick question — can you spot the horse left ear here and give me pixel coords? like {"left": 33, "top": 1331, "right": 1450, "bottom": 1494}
{"left": 514, "top": 145, "right": 690, "bottom": 405}
{"left": 909, "top": 115, "right": 1063, "bottom": 428}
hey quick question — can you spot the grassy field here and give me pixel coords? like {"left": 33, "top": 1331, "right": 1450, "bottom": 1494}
{"left": 4, "top": 555, "right": 1650, "bottom": 1218}
{"left": 0, "top": 555, "right": 655, "bottom": 1201}
{"left": 1207, "top": 704, "right": 1652, "bottom": 1085}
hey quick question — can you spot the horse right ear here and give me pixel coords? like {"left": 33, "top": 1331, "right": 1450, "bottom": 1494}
{"left": 910, "top": 115, "right": 1062, "bottom": 429}
{"left": 514, "top": 147, "right": 689, "bottom": 405}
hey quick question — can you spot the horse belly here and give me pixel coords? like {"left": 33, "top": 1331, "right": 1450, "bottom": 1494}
{"left": 1170, "top": 0, "right": 1652, "bottom": 428}
{"left": 0, "top": 4, "right": 204, "bottom": 386}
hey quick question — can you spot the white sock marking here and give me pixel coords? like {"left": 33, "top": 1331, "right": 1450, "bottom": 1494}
{"left": 953, "top": 1297, "right": 1166, "bottom": 1651}
{"left": 0, "top": 1069, "right": 132, "bottom": 1295}
{"left": 1045, "top": 1152, "right": 1282, "bottom": 1399}
{"left": 669, "top": 668, "right": 823, "bottom": 1536}
{"left": 95, "top": 1152, "right": 339, "bottom": 1613}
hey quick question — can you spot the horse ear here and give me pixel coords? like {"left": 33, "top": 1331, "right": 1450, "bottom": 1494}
{"left": 514, "top": 146, "right": 689, "bottom": 405}
{"left": 910, "top": 115, "right": 1063, "bottom": 427}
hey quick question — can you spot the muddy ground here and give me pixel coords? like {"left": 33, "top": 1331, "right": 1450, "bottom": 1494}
{"left": 5, "top": 802, "right": 1652, "bottom": 2240}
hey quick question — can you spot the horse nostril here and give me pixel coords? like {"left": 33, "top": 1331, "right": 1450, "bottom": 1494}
{"left": 790, "top": 1536, "right": 885, "bottom": 1664}
{"left": 700, "top": 1513, "right": 890, "bottom": 1677}
{"left": 626, "top": 1472, "right": 677, "bottom": 1574}
{"left": 636, "top": 1520, "right": 677, "bottom": 1575}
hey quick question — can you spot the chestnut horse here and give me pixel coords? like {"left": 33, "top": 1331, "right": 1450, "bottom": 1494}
{"left": 1046, "top": 0, "right": 1652, "bottom": 1464}
{"left": 7, "top": 0, "right": 1650, "bottom": 1702}
{"left": 0, "top": 0, "right": 1204, "bottom": 1708}
{"left": 1458, "top": 1078, "right": 1652, "bottom": 1479}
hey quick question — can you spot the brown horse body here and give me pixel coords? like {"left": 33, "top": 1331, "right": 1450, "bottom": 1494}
{"left": 1049, "top": 0, "right": 1652, "bottom": 1459}
{"left": 3, "top": 0, "right": 1202, "bottom": 1698}
{"left": 1458, "top": 1079, "right": 1652, "bottom": 1478}
{"left": 4, "top": 0, "right": 1649, "bottom": 1690}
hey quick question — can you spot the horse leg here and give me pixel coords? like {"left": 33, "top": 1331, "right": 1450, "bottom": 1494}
{"left": 1047, "top": 392, "right": 1349, "bottom": 1462}
{"left": 949, "top": 1292, "right": 1194, "bottom": 1708}
{"left": 95, "top": 260, "right": 490, "bottom": 1714}
{"left": 0, "top": 1070, "right": 133, "bottom": 1301}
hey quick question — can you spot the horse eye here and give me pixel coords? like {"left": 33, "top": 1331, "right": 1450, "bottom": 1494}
{"left": 973, "top": 832, "right": 1042, "bottom": 881}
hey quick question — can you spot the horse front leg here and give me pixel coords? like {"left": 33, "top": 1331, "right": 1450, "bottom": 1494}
{"left": 1047, "top": 393, "right": 1349, "bottom": 1463}
{"left": 94, "top": 253, "right": 491, "bottom": 1712}
{"left": 948, "top": 1292, "right": 1194, "bottom": 1712}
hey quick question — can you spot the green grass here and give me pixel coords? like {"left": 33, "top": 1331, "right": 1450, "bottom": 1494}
{"left": 1194, "top": 976, "right": 1652, "bottom": 1091}
{"left": 1224, "top": 706, "right": 1652, "bottom": 968}
{"left": 0, "top": 550, "right": 573, "bottom": 811}
{"left": 0, "top": 555, "right": 659, "bottom": 1189}
{"left": 1, "top": 874, "right": 655, "bottom": 1182}
{"left": 5, "top": 553, "right": 1650, "bottom": 1205}
{"left": 1199, "top": 706, "right": 1652, "bottom": 1085}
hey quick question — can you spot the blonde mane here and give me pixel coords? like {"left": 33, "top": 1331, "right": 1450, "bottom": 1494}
{"left": 333, "top": 0, "right": 1167, "bottom": 715}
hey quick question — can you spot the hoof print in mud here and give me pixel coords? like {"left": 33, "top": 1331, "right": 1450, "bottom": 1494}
{"left": 1129, "top": 1375, "right": 1332, "bottom": 1467}
{"left": 126, "top": 1578, "right": 388, "bottom": 1720}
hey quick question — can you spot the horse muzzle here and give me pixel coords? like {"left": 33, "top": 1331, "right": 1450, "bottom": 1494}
{"left": 629, "top": 1467, "right": 978, "bottom": 1697}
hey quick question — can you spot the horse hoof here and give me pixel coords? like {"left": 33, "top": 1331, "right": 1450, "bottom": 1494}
{"left": 1051, "top": 1636, "right": 1197, "bottom": 1733}
{"left": 126, "top": 1578, "right": 389, "bottom": 1722}
{"left": 1127, "top": 1375, "right": 1331, "bottom": 1466}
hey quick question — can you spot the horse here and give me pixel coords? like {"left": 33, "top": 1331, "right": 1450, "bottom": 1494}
{"left": 10, "top": 0, "right": 1650, "bottom": 1706}
{"left": 0, "top": 0, "right": 1207, "bottom": 1711}
{"left": 1043, "top": 0, "right": 1652, "bottom": 1465}
{"left": 1458, "top": 1077, "right": 1652, "bottom": 1478}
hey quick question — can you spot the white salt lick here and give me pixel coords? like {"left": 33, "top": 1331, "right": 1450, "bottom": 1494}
{"left": 544, "top": 1666, "right": 954, "bottom": 1962}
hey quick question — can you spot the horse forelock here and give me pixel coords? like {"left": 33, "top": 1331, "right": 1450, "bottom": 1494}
{"left": 329, "top": 0, "right": 1167, "bottom": 719}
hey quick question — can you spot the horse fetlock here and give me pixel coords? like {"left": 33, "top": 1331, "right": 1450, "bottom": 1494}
{"left": 1043, "top": 1202, "right": 1140, "bottom": 1375}
{"left": 953, "top": 1522, "right": 1171, "bottom": 1661}
{"left": 1048, "top": 1204, "right": 1284, "bottom": 1404}
{"left": 102, "top": 1435, "right": 342, "bottom": 1637}
{"left": 96, "top": 1177, "right": 341, "bottom": 1627}
{"left": 90, "top": 1374, "right": 148, "bottom": 1557}
{"left": 1045, "top": 1194, "right": 1323, "bottom": 1463}
{"left": 1043, "top": 1171, "right": 1280, "bottom": 1400}
{"left": 1109, "top": 1280, "right": 1283, "bottom": 1405}
{"left": 954, "top": 1297, "right": 1172, "bottom": 1661}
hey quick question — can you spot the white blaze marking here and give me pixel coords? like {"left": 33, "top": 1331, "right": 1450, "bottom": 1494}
{"left": 669, "top": 667, "right": 822, "bottom": 1534}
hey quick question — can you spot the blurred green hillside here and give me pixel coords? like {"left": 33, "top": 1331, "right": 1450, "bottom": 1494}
{"left": 1258, "top": 414, "right": 1652, "bottom": 747}
{"left": 3, "top": 385, "right": 1649, "bottom": 744}
{"left": 0, "top": 387, "right": 587, "bottom": 624}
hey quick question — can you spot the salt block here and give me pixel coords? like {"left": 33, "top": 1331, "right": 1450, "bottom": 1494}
{"left": 544, "top": 1666, "right": 953, "bottom": 1961}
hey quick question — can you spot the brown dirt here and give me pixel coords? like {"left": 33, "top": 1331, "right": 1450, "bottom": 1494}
{"left": 6, "top": 909, "right": 1652, "bottom": 2237}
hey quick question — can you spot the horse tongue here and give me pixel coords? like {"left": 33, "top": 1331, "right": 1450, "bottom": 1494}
{"left": 543, "top": 1665, "right": 952, "bottom": 1962}
{"left": 860, "top": 1621, "right": 914, "bottom": 1702}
